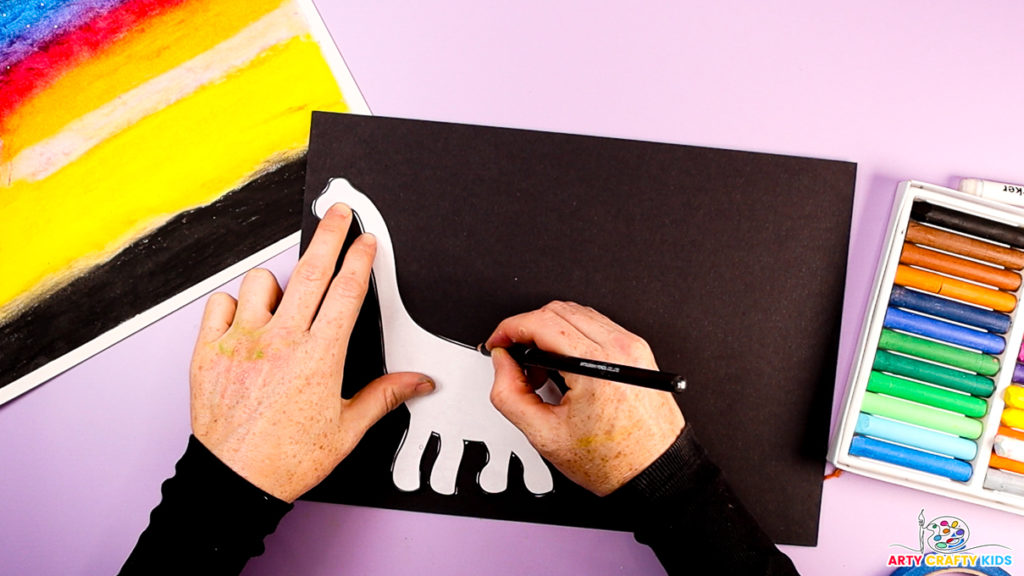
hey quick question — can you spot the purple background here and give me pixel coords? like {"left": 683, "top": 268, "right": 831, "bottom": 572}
{"left": 3, "top": 2, "right": 1024, "bottom": 574}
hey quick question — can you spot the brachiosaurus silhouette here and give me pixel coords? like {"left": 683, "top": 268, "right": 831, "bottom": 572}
{"left": 313, "top": 179, "right": 555, "bottom": 495}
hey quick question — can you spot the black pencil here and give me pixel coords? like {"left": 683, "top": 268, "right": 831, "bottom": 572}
{"left": 480, "top": 343, "right": 686, "bottom": 393}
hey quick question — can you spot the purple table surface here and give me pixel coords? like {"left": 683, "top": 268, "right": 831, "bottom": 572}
{"left": 4, "top": 2, "right": 1024, "bottom": 574}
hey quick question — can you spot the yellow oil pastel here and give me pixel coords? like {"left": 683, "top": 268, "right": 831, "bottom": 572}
{"left": 0, "top": 35, "right": 347, "bottom": 317}
{"left": 0, "top": 0, "right": 287, "bottom": 163}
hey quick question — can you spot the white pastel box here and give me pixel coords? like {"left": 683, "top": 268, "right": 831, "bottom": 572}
{"left": 829, "top": 180, "right": 1024, "bottom": 515}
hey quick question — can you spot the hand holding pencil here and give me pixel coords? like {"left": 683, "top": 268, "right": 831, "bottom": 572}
{"left": 484, "top": 301, "right": 685, "bottom": 496}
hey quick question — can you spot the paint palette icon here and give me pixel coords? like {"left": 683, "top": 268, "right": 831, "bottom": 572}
{"left": 926, "top": 516, "right": 969, "bottom": 553}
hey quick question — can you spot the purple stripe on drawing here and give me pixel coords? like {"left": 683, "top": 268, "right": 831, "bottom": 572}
{"left": 0, "top": 0, "right": 125, "bottom": 70}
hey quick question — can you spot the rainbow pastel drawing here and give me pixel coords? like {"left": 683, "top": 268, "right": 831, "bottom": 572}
{"left": 0, "top": 0, "right": 369, "bottom": 404}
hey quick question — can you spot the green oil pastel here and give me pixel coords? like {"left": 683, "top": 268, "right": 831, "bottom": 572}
{"left": 872, "top": 350, "right": 995, "bottom": 398}
{"left": 860, "top": 391, "right": 983, "bottom": 439}
{"left": 878, "top": 329, "right": 1000, "bottom": 376}
{"left": 866, "top": 371, "right": 988, "bottom": 418}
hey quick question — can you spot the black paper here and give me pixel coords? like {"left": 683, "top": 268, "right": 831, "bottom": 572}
{"left": 299, "top": 112, "right": 856, "bottom": 546}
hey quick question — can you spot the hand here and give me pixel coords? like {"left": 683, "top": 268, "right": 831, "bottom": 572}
{"left": 189, "top": 203, "right": 435, "bottom": 502}
{"left": 485, "top": 301, "right": 684, "bottom": 496}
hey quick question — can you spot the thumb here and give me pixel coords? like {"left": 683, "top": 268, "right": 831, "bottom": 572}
{"left": 344, "top": 372, "right": 435, "bottom": 433}
{"left": 489, "top": 348, "right": 558, "bottom": 439}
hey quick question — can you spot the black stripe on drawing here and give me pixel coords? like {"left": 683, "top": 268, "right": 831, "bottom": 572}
{"left": 0, "top": 157, "right": 307, "bottom": 391}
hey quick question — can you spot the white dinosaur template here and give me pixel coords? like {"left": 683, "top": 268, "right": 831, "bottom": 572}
{"left": 313, "top": 179, "right": 555, "bottom": 495}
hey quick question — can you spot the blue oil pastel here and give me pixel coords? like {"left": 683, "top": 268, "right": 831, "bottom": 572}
{"left": 849, "top": 435, "right": 973, "bottom": 482}
{"left": 855, "top": 413, "right": 978, "bottom": 461}
{"left": 883, "top": 307, "right": 1006, "bottom": 354}
{"left": 889, "top": 285, "right": 1011, "bottom": 334}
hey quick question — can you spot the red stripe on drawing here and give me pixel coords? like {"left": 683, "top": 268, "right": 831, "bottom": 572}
{"left": 0, "top": 0, "right": 187, "bottom": 121}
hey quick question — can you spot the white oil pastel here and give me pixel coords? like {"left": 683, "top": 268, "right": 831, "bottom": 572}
{"left": 313, "top": 179, "right": 555, "bottom": 495}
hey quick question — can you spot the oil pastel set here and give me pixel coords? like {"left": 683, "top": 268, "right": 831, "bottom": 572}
{"left": 831, "top": 180, "right": 1024, "bottom": 514}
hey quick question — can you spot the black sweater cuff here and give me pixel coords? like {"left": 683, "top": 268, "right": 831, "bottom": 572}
{"left": 119, "top": 435, "right": 293, "bottom": 575}
{"left": 612, "top": 426, "right": 800, "bottom": 575}
{"left": 616, "top": 424, "right": 720, "bottom": 509}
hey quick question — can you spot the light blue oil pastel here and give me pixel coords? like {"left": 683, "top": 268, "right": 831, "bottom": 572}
{"left": 855, "top": 413, "right": 978, "bottom": 461}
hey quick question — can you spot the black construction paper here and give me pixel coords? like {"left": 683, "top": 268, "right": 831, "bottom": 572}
{"left": 299, "top": 113, "right": 856, "bottom": 546}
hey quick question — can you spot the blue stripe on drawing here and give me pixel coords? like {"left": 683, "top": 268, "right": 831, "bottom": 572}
{"left": 0, "top": 0, "right": 124, "bottom": 69}
{"left": 883, "top": 307, "right": 1006, "bottom": 354}
{"left": 889, "top": 285, "right": 1011, "bottom": 334}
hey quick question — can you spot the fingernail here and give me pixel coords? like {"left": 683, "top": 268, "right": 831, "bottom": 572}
{"left": 362, "top": 232, "right": 377, "bottom": 246}
{"left": 415, "top": 376, "right": 435, "bottom": 394}
{"left": 329, "top": 203, "right": 351, "bottom": 217}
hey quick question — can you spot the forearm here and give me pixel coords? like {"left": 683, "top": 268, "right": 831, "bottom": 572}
{"left": 613, "top": 426, "right": 799, "bottom": 575}
{"left": 119, "top": 436, "right": 293, "bottom": 576}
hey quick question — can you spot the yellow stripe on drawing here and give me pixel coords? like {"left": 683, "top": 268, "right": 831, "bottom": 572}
{"left": 0, "top": 0, "right": 288, "bottom": 163}
{"left": 8, "top": 0, "right": 308, "bottom": 183}
{"left": 0, "top": 36, "right": 347, "bottom": 316}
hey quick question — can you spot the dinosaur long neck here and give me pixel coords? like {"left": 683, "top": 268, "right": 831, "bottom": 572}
{"left": 349, "top": 195, "right": 416, "bottom": 339}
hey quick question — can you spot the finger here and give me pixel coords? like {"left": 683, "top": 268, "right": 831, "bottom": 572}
{"left": 542, "top": 301, "right": 624, "bottom": 347}
{"left": 233, "top": 268, "right": 283, "bottom": 329}
{"left": 487, "top": 354, "right": 548, "bottom": 390}
{"left": 311, "top": 233, "right": 376, "bottom": 340}
{"left": 197, "top": 292, "right": 236, "bottom": 344}
{"left": 490, "top": 348, "right": 559, "bottom": 438}
{"left": 275, "top": 203, "right": 353, "bottom": 329}
{"left": 540, "top": 301, "right": 656, "bottom": 367}
{"left": 343, "top": 372, "right": 435, "bottom": 435}
{"left": 484, "top": 305, "right": 596, "bottom": 357}
{"left": 524, "top": 366, "right": 550, "bottom": 390}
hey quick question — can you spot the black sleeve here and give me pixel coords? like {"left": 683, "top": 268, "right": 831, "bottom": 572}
{"left": 119, "top": 436, "right": 293, "bottom": 576}
{"left": 611, "top": 426, "right": 800, "bottom": 575}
